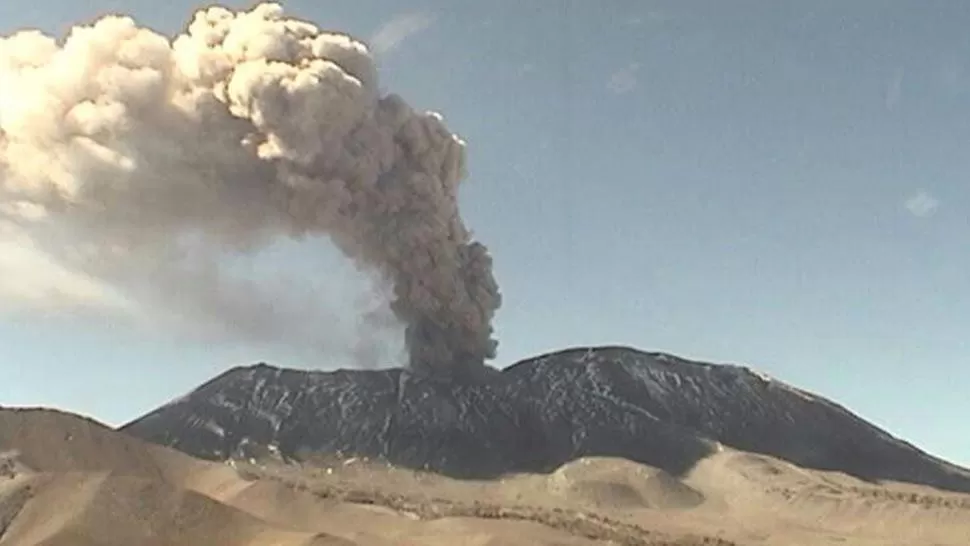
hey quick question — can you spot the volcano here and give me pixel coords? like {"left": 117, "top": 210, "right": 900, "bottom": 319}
{"left": 120, "top": 346, "right": 970, "bottom": 493}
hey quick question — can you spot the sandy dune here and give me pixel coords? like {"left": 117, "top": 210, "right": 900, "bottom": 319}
{"left": 1, "top": 407, "right": 969, "bottom": 545}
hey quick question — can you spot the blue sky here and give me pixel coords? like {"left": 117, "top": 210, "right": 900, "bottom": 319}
{"left": 1, "top": 1, "right": 969, "bottom": 467}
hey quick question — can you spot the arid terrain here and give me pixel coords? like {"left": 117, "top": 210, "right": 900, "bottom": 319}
{"left": 1, "top": 407, "right": 969, "bottom": 546}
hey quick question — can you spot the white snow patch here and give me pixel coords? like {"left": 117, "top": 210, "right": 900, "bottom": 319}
{"left": 748, "top": 368, "right": 773, "bottom": 384}
{"left": 203, "top": 420, "right": 226, "bottom": 437}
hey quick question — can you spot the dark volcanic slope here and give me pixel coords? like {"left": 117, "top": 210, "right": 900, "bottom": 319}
{"left": 121, "top": 346, "right": 970, "bottom": 493}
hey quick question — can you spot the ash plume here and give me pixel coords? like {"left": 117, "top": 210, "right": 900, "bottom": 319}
{"left": 0, "top": 3, "right": 501, "bottom": 376}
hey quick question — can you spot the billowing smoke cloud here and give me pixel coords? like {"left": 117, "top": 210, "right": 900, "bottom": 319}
{"left": 0, "top": 3, "right": 501, "bottom": 376}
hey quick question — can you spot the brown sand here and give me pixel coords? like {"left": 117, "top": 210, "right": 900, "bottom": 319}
{"left": 1, "top": 407, "right": 969, "bottom": 545}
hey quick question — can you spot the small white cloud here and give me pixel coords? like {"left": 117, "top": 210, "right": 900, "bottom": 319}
{"left": 904, "top": 191, "right": 940, "bottom": 218}
{"left": 627, "top": 10, "right": 676, "bottom": 26}
{"left": 607, "top": 62, "right": 640, "bottom": 95}
{"left": 369, "top": 12, "right": 436, "bottom": 55}
{"left": 626, "top": 16, "right": 644, "bottom": 26}
{"left": 885, "top": 66, "right": 904, "bottom": 111}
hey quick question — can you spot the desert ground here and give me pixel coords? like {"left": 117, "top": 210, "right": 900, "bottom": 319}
{"left": 1, "top": 407, "right": 968, "bottom": 546}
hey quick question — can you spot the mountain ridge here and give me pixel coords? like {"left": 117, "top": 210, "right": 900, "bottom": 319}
{"left": 120, "top": 345, "right": 970, "bottom": 494}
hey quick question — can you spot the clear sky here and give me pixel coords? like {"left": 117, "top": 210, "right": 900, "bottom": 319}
{"left": 1, "top": 1, "right": 968, "bottom": 467}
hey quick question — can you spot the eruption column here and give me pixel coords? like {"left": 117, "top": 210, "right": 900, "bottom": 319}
{"left": 0, "top": 3, "right": 501, "bottom": 376}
